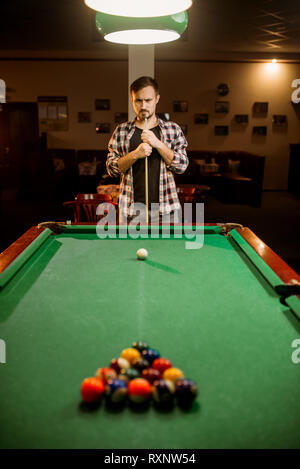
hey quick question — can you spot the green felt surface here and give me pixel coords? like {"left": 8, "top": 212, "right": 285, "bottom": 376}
{"left": 0, "top": 227, "right": 300, "bottom": 449}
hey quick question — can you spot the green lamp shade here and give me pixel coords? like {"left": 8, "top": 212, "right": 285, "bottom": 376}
{"left": 86, "top": 0, "right": 193, "bottom": 18}
{"left": 95, "top": 11, "right": 188, "bottom": 45}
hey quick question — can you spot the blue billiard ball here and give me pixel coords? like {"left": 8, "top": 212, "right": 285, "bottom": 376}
{"left": 142, "top": 348, "right": 160, "bottom": 364}
{"left": 105, "top": 378, "right": 128, "bottom": 404}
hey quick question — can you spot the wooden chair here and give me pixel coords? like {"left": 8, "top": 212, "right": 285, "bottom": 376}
{"left": 177, "top": 186, "right": 196, "bottom": 204}
{"left": 75, "top": 193, "right": 112, "bottom": 201}
{"left": 177, "top": 184, "right": 211, "bottom": 204}
{"left": 177, "top": 184, "right": 211, "bottom": 222}
{"left": 63, "top": 193, "right": 116, "bottom": 223}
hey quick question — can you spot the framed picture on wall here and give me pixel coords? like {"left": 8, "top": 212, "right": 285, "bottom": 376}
{"left": 253, "top": 102, "right": 268, "bottom": 115}
{"left": 95, "top": 99, "right": 110, "bottom": 110}
{"left": 215, "top": 125, "right": 229, "bottom": 136}
{"left": 115, "top": 112, "right": 128, "bottom": 124}
{"left": 235, "top": 114, "right": 248, "bottom": 123}
{"left": 194, "top": 113, "right": 209, "bottom": 124}
{"left": 78, "top": 112, "right": 92, "bottom": 123}
{"left": 157, "top": 112, "right": 170, "bottom": 121}
{"left": 96, "top": 123, "right": 111, "bottom": 134}
{"left": 215, "top": 101, "right": 229, "bottom": 113}
{"left": 253, "top": 126, "right": 267, "bottom": 136}
{"left": 173, "top": 101, "right": 188, "bottom": 112}
{"left": 272, "top": 114, "right": 287, "bottom": 125}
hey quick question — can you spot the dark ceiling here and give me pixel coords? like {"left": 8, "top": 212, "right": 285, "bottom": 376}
{"left": 0, "top": 0, "right": 300, "bottom": 61}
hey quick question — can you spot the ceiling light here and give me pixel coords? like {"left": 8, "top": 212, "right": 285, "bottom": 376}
{"left": 95, "top": 11, "right": 188, "bottom": 45}
{"left": 85, "top": 0, "right": 193, "bottom": 17}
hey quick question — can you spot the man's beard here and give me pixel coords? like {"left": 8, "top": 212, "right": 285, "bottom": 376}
{"left": 140, "top": 111, "right": 154, "bottom": 119}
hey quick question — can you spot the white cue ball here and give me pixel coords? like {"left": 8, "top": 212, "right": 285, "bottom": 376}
{"left": 137, "top": 248, "right": 148, "bottom": 260}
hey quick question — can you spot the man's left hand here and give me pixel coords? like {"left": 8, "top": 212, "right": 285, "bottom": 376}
{"left": 141, "top": 130, "right": 161, "bottom": 149}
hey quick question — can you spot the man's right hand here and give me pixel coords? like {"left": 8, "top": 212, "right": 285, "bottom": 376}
{"left": 117, "top": 143, "right": 152, "bottom": 173}
{"left": 134, "top": 143, "right": 152, "bottom": 159}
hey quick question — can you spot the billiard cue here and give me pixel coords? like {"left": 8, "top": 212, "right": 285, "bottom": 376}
{"left": 145, "top": 117, "right": 149, "bottom": 225}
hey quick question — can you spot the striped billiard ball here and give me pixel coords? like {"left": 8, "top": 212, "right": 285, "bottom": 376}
{"left": 152, "top": 379, "right": 175, "bottom": 405}
{"left": 105, "top": 378, "right": 128, "bottom": 404}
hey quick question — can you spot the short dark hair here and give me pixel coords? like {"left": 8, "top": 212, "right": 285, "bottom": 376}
{"left": 130, "top": 76, "right": 159, "bottom": 95}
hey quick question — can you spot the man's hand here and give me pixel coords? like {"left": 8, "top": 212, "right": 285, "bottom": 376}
{"left": 134, "top": 142, "right": 152, "bottom": 159}
{"left": 141, "top": 129, "right": 174, "bottom": 167}
{"left": 141, "top": 130, "right": 161, "bottom": 149}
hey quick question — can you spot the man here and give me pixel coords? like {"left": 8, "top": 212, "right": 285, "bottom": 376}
{"left": 106, "top": 76, "right": 188, "bottom": 224}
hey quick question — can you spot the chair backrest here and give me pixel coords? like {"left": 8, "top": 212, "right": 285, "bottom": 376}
{"left": 63, "top": 198, "right": 115, "bottom": 223}
{"left": 176, "top": 186, "right": 196, "bottom": 205}
{"left": 177, "top": 186, "right": 196, "bottom": 195}
{"left": 75, "top": 193, "right": 112, "bottom": 202}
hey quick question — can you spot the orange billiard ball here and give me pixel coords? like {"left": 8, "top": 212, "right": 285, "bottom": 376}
{"left": 128, "top": 378, "right": 152, "bottom": 404}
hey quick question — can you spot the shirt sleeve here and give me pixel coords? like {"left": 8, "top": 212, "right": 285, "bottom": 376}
{"left": 167, "top": 124, "right": 189, "bottom": 175}
{"left": 106, "top": 126, "right": 122, "bottom": 177}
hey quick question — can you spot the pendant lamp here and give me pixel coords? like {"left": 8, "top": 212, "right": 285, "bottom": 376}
{"left": 95, "top": 11, "right": 188, "bottom": 45}
{"left": 85, "top": 0, "right": 193, "bottom": 18}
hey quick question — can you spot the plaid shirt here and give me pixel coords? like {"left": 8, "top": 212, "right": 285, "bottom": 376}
{"left": 106, "top": 117, "right": 188, "bottom": 216}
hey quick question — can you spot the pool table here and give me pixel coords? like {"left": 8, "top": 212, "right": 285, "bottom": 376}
{"left": 0, "top": 223, "right": 300, "bottom": 449}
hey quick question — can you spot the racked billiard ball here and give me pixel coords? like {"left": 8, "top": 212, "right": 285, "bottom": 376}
{"left": 163, "top": 367, "right": 184, "bottom": 383}
{"left": 175, "top": 379, "right": 198, "bottom": 407}
{"left": 81, "top": 377, "right": 105, "bottom": 403}
{"left": 119, "top": 367, "right": 140, "bottom": 382}
{"left": 110, "top": 357, "right": 130, "bottom": 374}
{"left": 128, "top": 378, "right": 152, "bottom": 404}
{"left": 95, "top": 367, "right": 117, "bottom": 384}
{"left": 152, "top": 358, "right": 172, "bottom": 374}
{"left": 132, "top": 341, "right": 149, "bottom": 352}
{"left": 141, "top": 368, "right": 162, "bottom": 384}
{"left": 121, "top": 347, "right": 141, "bottom": 364}
{"left": 105, "top": 378, "right": 128, "bottom": 404}
{"left": 132, "top": 358, "right": 150, "bottom": 373}
{"left": 152, "top": 379, "right": 175, "bottom": 405}
{"left": 142, "top": 348, "right": 160, "bottom": 365}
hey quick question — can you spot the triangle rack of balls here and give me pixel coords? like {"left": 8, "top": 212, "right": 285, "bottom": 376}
{"left": 80, "top": 341, "right": 198, "bottom": 408}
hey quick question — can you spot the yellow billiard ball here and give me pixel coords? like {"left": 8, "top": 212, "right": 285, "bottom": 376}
{"left": 121, "top": 347, "right": 141, "bottom": 364}
{"left": 163, "top": 367, "right": 184, "bottom": 382}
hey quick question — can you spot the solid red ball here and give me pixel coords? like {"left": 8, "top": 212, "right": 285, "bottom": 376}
{"left": 152, "top": 358, "right": 172, "bottom": 374}
{"left": 81, "top": 377, "right": 105, "bottom": 403}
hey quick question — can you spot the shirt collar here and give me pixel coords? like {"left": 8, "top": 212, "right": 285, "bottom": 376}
{"left": 128, "top": 116, "right": 167, "bottom": 129}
